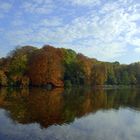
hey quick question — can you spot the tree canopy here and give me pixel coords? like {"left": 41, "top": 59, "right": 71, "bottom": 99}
{"left": 0, "top": 45, "right": 140, "bottom": 87}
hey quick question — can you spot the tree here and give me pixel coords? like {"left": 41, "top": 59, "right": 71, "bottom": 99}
{"left": 0, "top": 70, "right": 7, "bottom": 86}
{"left": 62, "top": 48, "right": 76, "bottom": 64}
{"left": 62, "top": 49, "right": 86, "bottom": 86}
{"left": 1, "top": 45, "right": 140, "bottom": 87}
{"left": 28, "top": 45, "right": 64, "bottom": 87}
{"left": 8, "top": 46, "right": 37, "bottom": 86}
{"left": 77, "top": 53, "right": 94, "bottom": 85}
{"left": 91, "top": 63, "right": 107, "bottom": 85}
{"left": 121, "top": 71, "right": 130, "bottom": 85}
{"left": 129, "top": 74, "right": 137, "bottom": 85}
{"left": 105, "top": 63, "right": 117, "bottom": 85}
{"left": 64, "top": 61, "right": 85, "bottom": 86}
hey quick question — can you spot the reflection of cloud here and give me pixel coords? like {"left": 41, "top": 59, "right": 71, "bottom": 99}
{"left": 0, "top": 108, "right": 140, "bottom": 140}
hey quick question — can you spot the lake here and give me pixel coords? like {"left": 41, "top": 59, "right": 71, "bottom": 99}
{"left": 0, "top": 87, "right": 140, "bottom": 140}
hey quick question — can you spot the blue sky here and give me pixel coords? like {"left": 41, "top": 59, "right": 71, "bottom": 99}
{"left": 0, "top": 0, "right": 140, "bottom": 64}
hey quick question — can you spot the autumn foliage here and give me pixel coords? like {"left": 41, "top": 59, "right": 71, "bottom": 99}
{"left": 1, "top": 45, "right": 140, "bottom": 87}
{"left": 28, "top": 45, "right": 64, "bottom": 87}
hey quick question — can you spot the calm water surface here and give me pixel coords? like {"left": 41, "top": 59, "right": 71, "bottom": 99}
{"left": 0, "top": 87, "right": 140, "bottom": 140}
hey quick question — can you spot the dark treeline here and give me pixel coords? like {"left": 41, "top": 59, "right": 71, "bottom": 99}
{"left": 0, "top": 45, "right": 140, "bottom": 87}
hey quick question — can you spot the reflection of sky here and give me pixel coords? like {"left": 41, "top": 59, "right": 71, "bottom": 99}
{"left": 0, "top": 108, "right": 140, "bottom": 140}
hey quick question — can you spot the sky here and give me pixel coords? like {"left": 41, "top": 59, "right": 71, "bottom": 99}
{"left": 0, "top": 0, "right": 140, "bottom": 64}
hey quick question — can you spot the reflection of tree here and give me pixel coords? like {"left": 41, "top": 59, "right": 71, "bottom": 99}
{"left": 62, "top": 88, "right": 107, "bottom": 120}
{"left": 0, "top": 88, "right": 7, "bottom": 106}
{"left": 106, "top": 88, "right": 138, "bottom": 109}
{"left": 0, "top": 87, "right": 140, "bottom": 128}
{"left": 81, "top": 89, "right": 107, "bottom": 115}
{"left": 26, "top": 88, "right": 64, "bottom": 127}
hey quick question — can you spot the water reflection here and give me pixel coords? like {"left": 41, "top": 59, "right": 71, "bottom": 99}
{"left": 0, "top": 87, "right": 140, "bottom": 140}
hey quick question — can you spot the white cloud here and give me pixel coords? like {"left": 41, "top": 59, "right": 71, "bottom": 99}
{"left": 21, "top": 0, "right": 54, "bottom": 14}
{"left": 68, "top": 0, "right": 101, "bottom": 6}
{"left": 11, "top": 20, "right": 24, "bottom": 26}
{"left": 30, "top": 0, "right": 138, "bottom": 59}
{"left": 77, "top": 42, "right": 126, "bottom": 60}
{"left": 131, "top": 38, "right": 140, "bottom": 46}
{"left": 34, "top": 18, "right": 63, "bottom": 27}
{"left": 134, "top": 47, "right": 140, "bottom": 53}
{"left": 6, "top": 29, "right": 34, "bottom": 46}
{"left": 52, "top": 0, "right": 140, "bottom": 59}
{"left": 0, "top": 28, "right": 4, "bottom": 32}
{"left": 5, "top": 17, "right": 64, "bottom": 46}
{"left": 0, "top": 2, "right": 12, "bottom": 11}
{"left": 0, "top": 2, "right": 12, "bottom": 18}
{"left": 3, "top": 0, "right": 140, "bottom": 61}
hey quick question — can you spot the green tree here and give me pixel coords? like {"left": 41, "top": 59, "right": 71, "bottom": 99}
{"left": 121, "top": 71, "right": 130, "bottom": 85}
{"left": 105, "top": 63, "right": 117, "bottom": 85}
{"left": 64, "top": 61, "right": 85, "bottom": 86}
{"left": 8, "top": 46, "right": 37, "bottom": 86}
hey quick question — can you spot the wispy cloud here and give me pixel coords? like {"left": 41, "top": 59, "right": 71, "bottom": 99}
{"left": 67, "top": 0, "right": 101, "bottom": 6}
{"left": 0, "top": 1, "right": 12, "bottom": 18}
{"left": 21, "top": 0, "right": 54, "bottom": 14}
{"left": 34, "top": 18, "right": 63, "bottom": 27}
{"left": 11, "top": 19, "right": 24, "bottom": 26}
{"left": 1, "top": 0, "right": 140, "bottom": 62}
